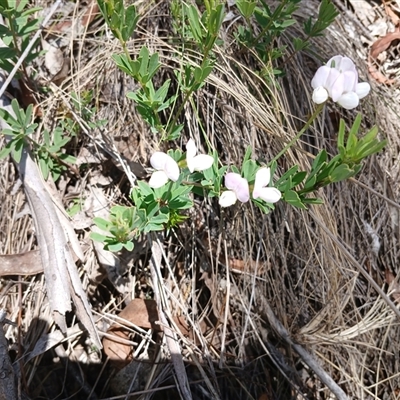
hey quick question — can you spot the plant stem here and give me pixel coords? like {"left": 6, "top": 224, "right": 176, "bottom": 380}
{"left": 270, "top": 102, "right": 324, "bottom": 164}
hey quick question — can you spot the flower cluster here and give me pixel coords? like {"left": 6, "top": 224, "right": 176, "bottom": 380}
{"left": 148, "top": 141, "right": 282, "bottom": 209}
{"left": 219, "top": 168, "right": 281, "bottom": 208}
{"left": 311, "top": 55, "right": 370, "bottom": 110}
{"left": 149, "top": 139, "right": 213, "bottom": 188}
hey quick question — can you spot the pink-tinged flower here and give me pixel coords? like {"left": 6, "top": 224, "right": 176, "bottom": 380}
{"left": 252, "top": 167, "right": 281, "bottom": 203}
{"left": 149, "top": 152, "right": 180, "bottom": 188}
{"left": 186, "top": 139, "right": 214, "bottom": 173}
{"left": 219, "top": 172, "right": 250, "bottom": 207}
{"left": 311, "top": 55, "right": 370, "bottom": 110}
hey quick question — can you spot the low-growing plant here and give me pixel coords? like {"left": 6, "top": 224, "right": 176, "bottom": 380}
{"left": 87, "top": 1, "right": 386, "bottom": 252}
{"left": 0, "top": 0, "right": 386, "bottom": 256}
{"left": 0, "top": 99, "right": 77, "bottom": 181}
{"left": 0, "top": 0, "right": 42, "bottom": 77}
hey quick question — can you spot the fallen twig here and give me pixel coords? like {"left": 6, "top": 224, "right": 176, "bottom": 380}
{"left": 259, "top": 297, "right": 348, "bottom": 400}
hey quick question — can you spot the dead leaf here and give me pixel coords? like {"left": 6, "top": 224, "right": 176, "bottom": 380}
{"left": 0, "top": 250, "right": 43, "bottom": 276}
{"left": 368, "top": 31, "right": 400, "bottom": 84}
{"left": 383, "top": 1, "right": 400, "bottom": 26}
{"left": 385, "top": 269, "right": 400, "bottom": 302}
{"left": 49, "top": 0, "right": 100, "bottom": 37}
{"left": 103, "top": 299, "right": 194, "bottom": 369}
{"left": 117, "top": 299, "right": 161, "bottom": 330}
{"left": 103, "top": 299, "right": 161, "bottom": 368}
{"left": 17, "top": 79, "right": 42, "bottom": 117}
{"left": 81, "top": 1, "right": 100, "bottom": 27}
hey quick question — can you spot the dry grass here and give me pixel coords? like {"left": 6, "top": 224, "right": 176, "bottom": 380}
{"left": 1, "top": 0, "right": 400, "bottom": 399}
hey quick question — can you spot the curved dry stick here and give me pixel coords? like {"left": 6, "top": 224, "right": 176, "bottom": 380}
{"left": 0, "top": 81, "right": 101, "bottom": 348}
{"left": 260, "top": 298, "right": 349, "bottom": 400}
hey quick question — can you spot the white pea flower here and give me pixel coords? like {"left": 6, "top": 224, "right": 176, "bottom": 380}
{"left": 186, "top": 139, "right": 214, "bottom": 173}
{"left": 149, "top": 152, "right": 180, "bottom": 188}
{"left": 311, "top": 55, "right": 370, "bottom": 110}
{"left": 252, "top": 167, "right": 281, "bottom": 203}
{"left": 219, "top": 172, "right": 250, "bottom": 208}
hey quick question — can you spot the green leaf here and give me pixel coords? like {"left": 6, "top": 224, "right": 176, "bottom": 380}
{"left": 166, "top": 124, "right": 184, "bottom": 140}
{"left": 346, "top": 113, "right": 361, "bottom": 152}
{"left": 107, "top": 242, "right": 124, "bottom": 252}
{"left": 242, "top": 159, "right": 258, "bottom": 182}
{"left": 12, "top": 138, "right": 25, "bottom": 163}
{"left": 0, "top": 47, "right": 17, "bottom": 59}
{"left": 329, "top": 164, "right": 356, "bottom": 182}
{"left": 60, "top": 154, "right": 76, "bottom": 164}
{"left": 16, "top": 0, "right": 29, "bottom": 12}
{"left": 169, "top": 197, "right": 193, "bottom": 210}
{"left": 149, "top": 213, "right": 169, "bottom": 225}
{"left": 146, "top": 52, "right": 160, "bottom": 82}
{"left": 0, "top": 107, "right": 16, "bottom": 126}
{"left": 0, "top": 24, "right": 11, "bottom": 35}
{"left": 280, "top": 19, "right": 296, "bottom": 28}
{"left": 123, "top": 241, "right": 134, "bottom": 251}
{"left": 11, "top": 99, "right": 25, "bottom": 125}
{"left": 303, "top": 197, "right": 324, "bottom": 205}
{"left": 121, "top": 4, "right": 138, "bottom": 42}
{"left": 137, "top": 180, "right": 155, "bottom": 198}
{"left": 90, "top": 232, "right": 110, "bottom": 243}
{"left": 284, "top": 190, "right": 306, "bottom": 209}
{"left": 154, "top": 79, "right": 171, "bottom": 105}
{"left": 138, "top": 46, "right": 150, "bottom": 77}
{"left": 39, "top": 157, "right": 49, "bottom": 180}
{"left": 207, "top": 4, "right": 225, "bottom": 36}
{"left": 112, "top": 54, "right": 140, "bottom": 77}
{"left": 186, "top": 5, "right": 203, "bottom": 44}
{"left": 292, "top": 37, "right": 308, "bottom": 51}
{"left": 0, "top": 142, "right": 13, "bottom": 159}
{"left": 93, "top": 217, "right": 111, "bottom": 231}
{"left": 291, "top": 171, "right": 307, "bottom": 187}
{"left": 144, "top": 223, "right": 164, "bottom": 233}
{"left": 315, "top": 153, "right": 340, "bottom": 182}
{"left": 171, "top": 184, "right": 192, "bottom": 198}
{"left": 236, "top": 0, "right": 257, "bottom": 19}
{"left": 275, "top": 165, "right": 299, "bottom": 186}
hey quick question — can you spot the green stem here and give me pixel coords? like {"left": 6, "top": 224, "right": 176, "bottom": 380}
{"left": 120, "top": 39, "right": 167, "bottom": 139}
{"left": 250, "top": 0, "right": 288, "bottom": 47}
{"left": 270, "top": 102, "right": 325, "bottom": 164}
{"left": 165, "top": 89, "right": 192, "bottom": 139}
{"left": 166, "top": 52, "right": 213, "bottom": 139}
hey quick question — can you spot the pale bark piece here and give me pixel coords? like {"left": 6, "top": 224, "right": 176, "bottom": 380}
{"left": 347, "top": 0, "right": 375, "bottom": 26}
{"left": 0, "top": 250, "right": 43, "bottom": 276}
{"left": 42, "top": 39, "right": 65, "bottom": 76}
{"left": 0, "top": 74, "right": 101, "bottom": 349}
